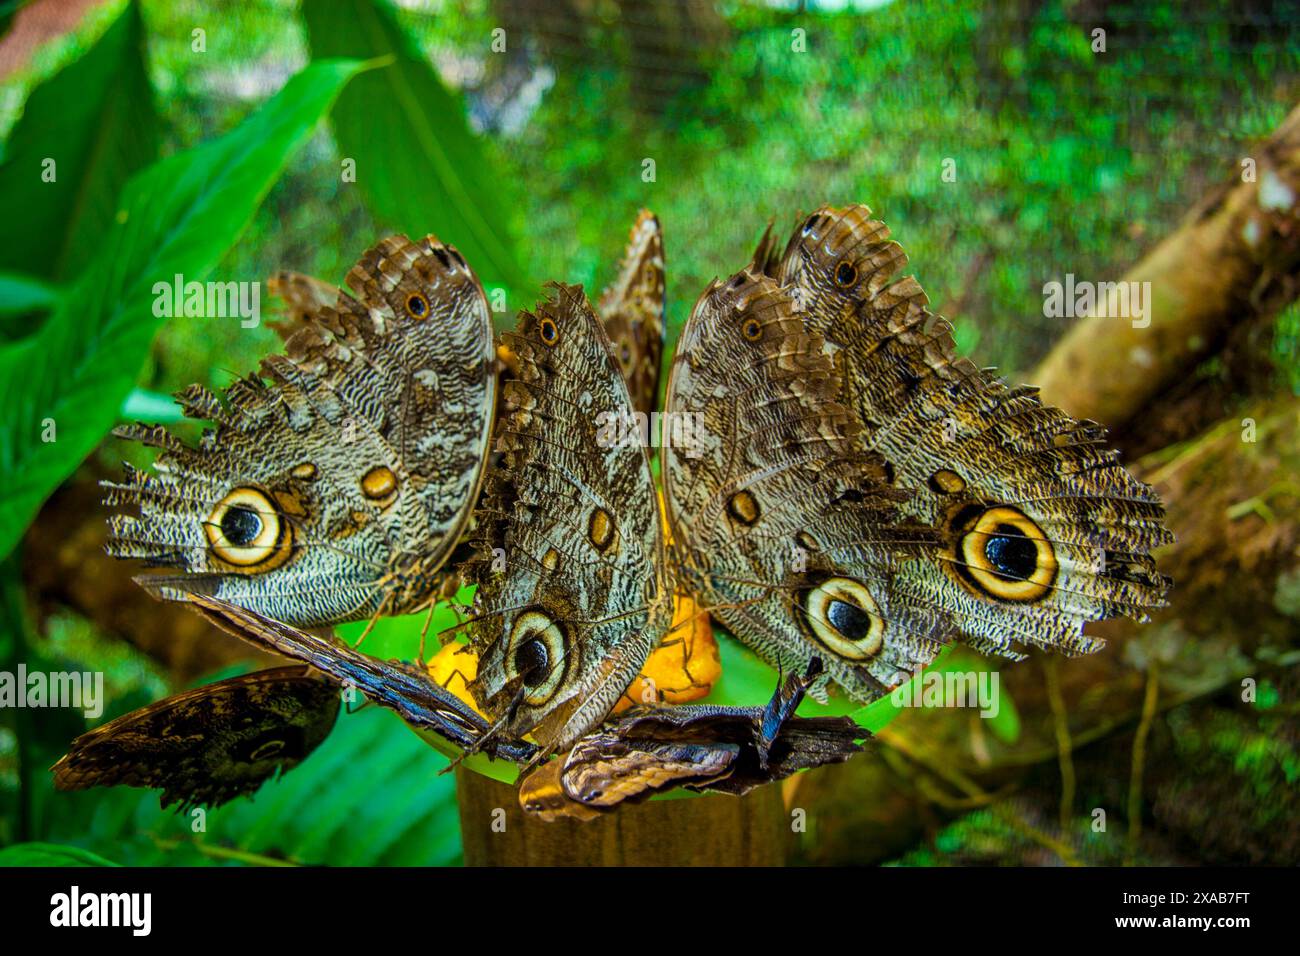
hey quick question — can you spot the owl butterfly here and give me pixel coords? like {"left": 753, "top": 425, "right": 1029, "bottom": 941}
{"left": 464, "top": 283, "right": 674, "bottom": 755}
{"left": 187, "top": 595, "right": 538, "bottom": 763}
{"left": 103, "top": 234, "right": 497, "bottom": 628}
{"left": 763, "top": 206, "right": 1172, "bottom": 660}
{"left": 51, "top": 666, "right": 339, "bottom": 812}
{"left": 597, "top": 209, "right": 665, "bottom": 418}
{"left": 663, "top": 210, "right": 1172, "bottom": 704}
{"left": 51, "top": 599, "right": 540, "bottom": 813}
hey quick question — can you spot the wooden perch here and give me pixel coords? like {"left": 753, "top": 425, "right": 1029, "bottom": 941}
{"left": 1033, "top": 102, "right": 1300, "bottom": 432}
{"left": 455, "top": 766, "right": 790, "bottom": 865}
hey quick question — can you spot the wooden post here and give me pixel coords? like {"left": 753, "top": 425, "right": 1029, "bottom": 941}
{"left": 455, "top": 767, "right": 791, "bottom": 866}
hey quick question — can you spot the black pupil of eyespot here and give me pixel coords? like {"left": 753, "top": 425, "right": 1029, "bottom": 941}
{"left": 515, "top": 638, "right": 549, "bottom": 686}
{"left": 984, "top": 524, "right": 1038, "bottom": 581}
{"left": 827, "top": 598, "right": 871, "bottom": 640}
{"left": 836, "top": 262, "right": 856, "bottom": 285}
{"left": 746, "top": 321, "right": 759, "bottom": 336}
{"left": 221, "top": 505, "right": 262, "bottom": 546}
{"left": 407, "top": 295, "right": 426, "bottom": 315}
{"left": 542, "top": 322, "right": 555, "bottom": 340}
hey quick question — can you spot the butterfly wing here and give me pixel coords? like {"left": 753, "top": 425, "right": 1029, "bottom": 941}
{"left": 104, "top": 235, "right": 497, "bottom": 627}
{"left": 266, "top": 270, "right": 342, "bottom": 338}
{"left": 774, "top": 205, "right": 1172, "bottom": 658}
{"left": 188, "top": 594, "right": 537, "bottom": 764}
{"left": 663, "top": 269, "right": 955, "bottom": 701}
{"left": 51, "top": 666, "right": 339, "bottom": 811}
{"left": 597, "top": 209, "right": 666, "bottom": 418}
{"left": 517, "top": 662, "right": 863, "bottom": 821}
{"left": 466, "top": 283, "right": 672, "bottom": 754}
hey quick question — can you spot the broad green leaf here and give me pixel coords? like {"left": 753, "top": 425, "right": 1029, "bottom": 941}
{"left": 302, "top": 0, "right": 531, "bottom": 299}
{"left": 0, "top": 1, "right": 159, "bottom": 281}
{"left": 0, "top": 58, "right": 370, "bottom": 560}
{"left": 0, "top": 842, "right": 120, "bottom": 866}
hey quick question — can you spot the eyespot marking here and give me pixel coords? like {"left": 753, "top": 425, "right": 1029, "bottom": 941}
{"left": 953, "top": 505, "right": 1057, "bottom": 602}
{"left": 205, "top": 487, "right": 293, "bottom": 570}
{"left": 247, "top": 739, "right": 286, "bottom": 762}
{"left": 404, "top": 292, "right": 429, "bottom": 319}
{"left": 727, "top": 490, "right": 760, "bottom": 525}
{"left": 508, "top": 610, "right": 567, "bottom": 707}
{"left": 928, "top": 469, "right": 967, "bottom": 494}
{"left": 538, "top": 316, "right": 559, "bottom": 346}
{"left": 361, "top": 466, "right": 398, "bottom": 501}
{"left": 588, "top": 509, "right": 615, "bottom": 551}
{"left": 803, "top": 577, "right": 884, "bottom": 660}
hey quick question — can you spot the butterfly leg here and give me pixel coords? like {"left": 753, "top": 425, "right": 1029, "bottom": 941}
{"left": 351, "top": 591, "right": 395, "bottom": 650}
{"left": 417, "top": 605, "right": 436, "bottom": 666}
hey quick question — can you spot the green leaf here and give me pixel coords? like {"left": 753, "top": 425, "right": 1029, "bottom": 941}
{"left": 0, "top": 272, "right": 59, "bottom": 315}
{"left": 0, "top": 58, "right": 370, "bottom": 561}
{"left": 119, "top": 387, "right": 186, "bottom": 423}
{"left": 0, "top": 271, "right": 59, "bottom": 339}
{"left": 983, "top": 671, "right": 1022, "bottom": 745}
{"left": 0, "top": 842, "right": 120, "bottom": 866}
{"left": 0, "top": 1, "right": 159, "bottom": 281}
{"left": 302, "top": 0, "right": 531, "bottom": 299}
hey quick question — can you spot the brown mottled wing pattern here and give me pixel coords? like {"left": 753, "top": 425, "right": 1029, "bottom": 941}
{"left": 50, "top": 666, "right": 338, "bottom": 812}
{"left": 104, "top": 236, "right": 497, "bottom": 627}
{"left": 465, "top": 283, "right": 672, "bottom": 754}
{"left": 662, "top": 270, "right": 954, "bottom": 702}
{"left": 266, "top": 270, "right": 341, "bottom": 340}
{"left": 597, "top": 209, "right": 665, "bottom": 418}
{"left": 518, "top": 662, "right": 863, "bottom": 821}
{"left": 775, "top": 205, "right": 1172, "bottom": 659}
